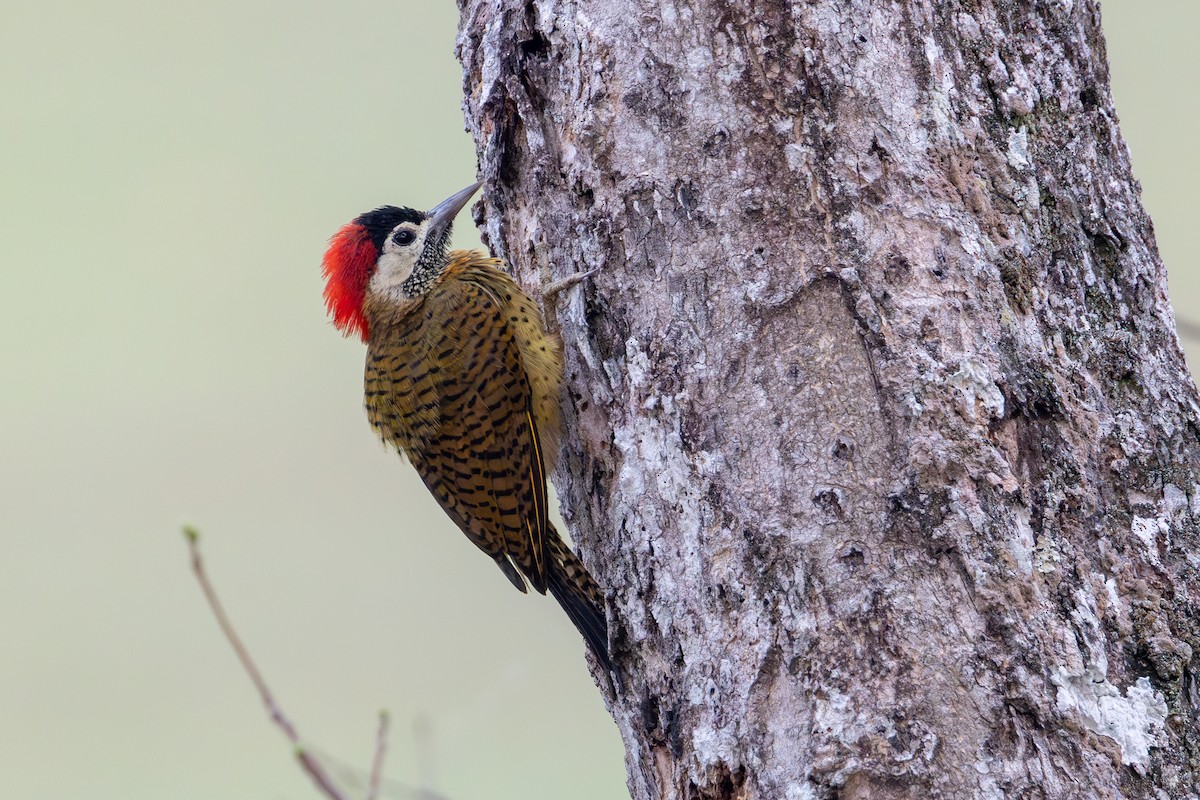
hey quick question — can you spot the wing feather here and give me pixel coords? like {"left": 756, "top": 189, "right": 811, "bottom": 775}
{"left": 365, "top": 269, "right": 551, "bottom": 592}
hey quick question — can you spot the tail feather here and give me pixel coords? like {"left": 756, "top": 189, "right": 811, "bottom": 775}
{"left": 546, "top": 528, "right": 612, "bottom": 674}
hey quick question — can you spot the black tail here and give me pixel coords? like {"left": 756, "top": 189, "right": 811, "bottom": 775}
{"left": 546, "top": 529, "right": 613, "bottom": 674}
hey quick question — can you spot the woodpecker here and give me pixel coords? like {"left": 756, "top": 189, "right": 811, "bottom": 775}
{"left": 321, "top": 181, "right": 610, "bottom": 672}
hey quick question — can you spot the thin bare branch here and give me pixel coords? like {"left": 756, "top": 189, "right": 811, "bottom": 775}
{"left": 305, "top": 744, "right": 452, "bottom": 800}
{"left": 182, "top": 525, "right": 349, "bottom": 800}
{"left": 367, "top": 711, "right": 390, "bottom": 800}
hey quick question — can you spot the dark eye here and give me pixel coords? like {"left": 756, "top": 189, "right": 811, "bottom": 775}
{"left": 393, "top": 229, "right": 416, "bottom": 246}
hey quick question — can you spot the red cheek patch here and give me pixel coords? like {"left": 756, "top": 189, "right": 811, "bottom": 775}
{"left": 322, "top": 223, "right": 376, "bottom": 341}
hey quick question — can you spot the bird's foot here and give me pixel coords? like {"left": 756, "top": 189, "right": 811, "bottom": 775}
{"left": 542, "top": 268, "right": 599, "bottom": 301}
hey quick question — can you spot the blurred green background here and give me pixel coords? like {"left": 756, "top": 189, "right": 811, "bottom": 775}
{"left": 0, "top": 2, "right": 1194, "bottom": 799}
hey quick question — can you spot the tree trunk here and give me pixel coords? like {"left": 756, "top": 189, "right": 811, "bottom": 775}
{"left": 455, "top": 1, "right": 1200, "bottom": 797}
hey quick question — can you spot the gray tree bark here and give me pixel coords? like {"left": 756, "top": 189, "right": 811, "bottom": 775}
{"left": 455, "top": 1, "right": 1200, "bottom": 798}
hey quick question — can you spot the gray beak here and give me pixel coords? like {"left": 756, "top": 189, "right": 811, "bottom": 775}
{"left": 426, "top": 180, "right": 483, "bottom": 237}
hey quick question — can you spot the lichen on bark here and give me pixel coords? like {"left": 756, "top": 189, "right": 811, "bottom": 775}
{"left": 456, "top": 1, "right": 1200, "bottom": 797}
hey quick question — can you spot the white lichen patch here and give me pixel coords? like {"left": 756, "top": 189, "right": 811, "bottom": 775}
{"left": 1032, "top": 535, "right": 1060, "bottom": 574}
{"left": 785, "top": 143, "right": 812, "bottom": 174}
{"left": 1131, "top": 515, "right": 1166, "bottom": 566}
{"left": 611, "top": 337, "right": 701, "bottom": 639}
{"left": 1009, "top": 507, "right": 1034, "bottom": 576}
{"left": 1051, "top": 669, "right": 1167, "bottom": 771}
{"left": 785, "top": 784, "right": 819, "bottom": 800}
{"left": 921, "top": 37, "right": 955, "bottom": 142}
{"left": 1054, "top": 584, "right": 1164, "bottom": 771}
{"left": 949, "top": 358, "right": 1005, "bottom": 420}
{"left": 1104, "top": 576, "right": 1122, "bottom": 616}
{"left": 1162, "top": 483, "right": 1188, "bottom": 517}
{"left": 1007, "top": 128, "right": 1030, "bottom": 170}
{"left": 691, "top": 722, "right": 738, "bottom": 769}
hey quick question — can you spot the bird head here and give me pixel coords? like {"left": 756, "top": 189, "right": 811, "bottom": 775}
{"left": 322, "top": 180, "right": 482, "bottom": 340}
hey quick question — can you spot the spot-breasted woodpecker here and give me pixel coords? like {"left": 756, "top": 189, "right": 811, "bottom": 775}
{"left": 321, "top": 181, "right": 610, "bottom": 671}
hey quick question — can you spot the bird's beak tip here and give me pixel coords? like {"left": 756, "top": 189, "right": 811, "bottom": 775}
{"left": 427, "top": 180, "right": 484, "bottom": 230}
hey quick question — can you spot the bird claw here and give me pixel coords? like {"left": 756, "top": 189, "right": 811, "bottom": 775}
{"left": 542, "top": 268, "right": 599, "bottom": 301}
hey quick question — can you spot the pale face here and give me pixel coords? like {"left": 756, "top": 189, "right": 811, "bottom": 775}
{"left": 367, "top": 219, "right": 430, "bottom": 300}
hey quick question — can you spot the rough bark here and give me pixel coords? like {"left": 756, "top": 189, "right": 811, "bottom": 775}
{"left": 455, "top": 1, "right": 1200, "bottom": 798}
